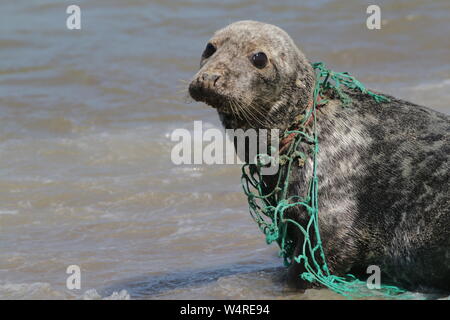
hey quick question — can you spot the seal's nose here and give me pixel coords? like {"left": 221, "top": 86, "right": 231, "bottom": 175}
{"left": 201, "top": 72, "right": 221, "bottom": 87}
{"left": 189, "top": 71, "right": 221, "bottom": 102}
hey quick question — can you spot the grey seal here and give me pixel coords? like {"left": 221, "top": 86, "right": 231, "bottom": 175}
{"left": 188, "top": 20, "right": 450, "bottom": 292}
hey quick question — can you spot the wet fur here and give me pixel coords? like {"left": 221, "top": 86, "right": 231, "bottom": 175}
{"left": 189, "top": 21, "right": 450, "bottom": 292}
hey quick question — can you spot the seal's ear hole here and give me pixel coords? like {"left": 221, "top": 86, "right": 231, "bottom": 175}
{"left": 202, "top": 43, "right": 216, "bottom": 59}
{"left": 251, "top": 52, "right": 268, "bottom": 69}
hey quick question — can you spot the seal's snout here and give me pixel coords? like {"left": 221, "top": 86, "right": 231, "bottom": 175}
{"left": 189, "top": 71, "right": 222, "bottom": 106}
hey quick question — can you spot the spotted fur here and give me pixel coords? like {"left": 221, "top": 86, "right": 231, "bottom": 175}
{"left": 189, "top": 21, "right": 450, "bottom": 293}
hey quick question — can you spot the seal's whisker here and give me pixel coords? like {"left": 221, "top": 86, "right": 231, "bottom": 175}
{"left": 228, "top": 98, "right": 240, "bottom": 120}
{"left": 176, "top": 79, "right": 194, "bottom": 105}
{"left": 241, "top": 102, "right": 267, "bottom": 128}
{"left": 175, "top": 85, "right": 192, "bottom": 100}
{"left": 176, "top": 79, "right": 192, "bottom": 95}
{"left": 176, "top": 87, "right": 189, "bottom": 94}
{"left": 235, "top": 99, "right": 256, "bottom": 126}
{"left": 234, "top": 100, "right": 252, "bottom": 124}
{"left": 231, "top": 100, "right": 245, "bottom": 121}
{"left": 233, "top": 98, "right": 249, "bottom": 119}
{"left": 243, "top": 98, "right": 276, "bottom": 128}
{"left": 244, "top": 95, "right": 276, "bottom": 124}
{"left": 248, "top": 102, "right": 274, "bottom": 127}
{"left": 178, "top": 90, "right": 194, "bottom": 104}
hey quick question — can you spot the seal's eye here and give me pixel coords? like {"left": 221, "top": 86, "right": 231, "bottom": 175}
{"left": 202, "top": 43, "right": 216, "bottom": 59}
{"left": 252, "top": 52, "right": 268, "bottom": 69}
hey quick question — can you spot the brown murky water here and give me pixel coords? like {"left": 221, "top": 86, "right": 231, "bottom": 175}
{"left": 0, "top": 0, "right": 449, "bottom": 299}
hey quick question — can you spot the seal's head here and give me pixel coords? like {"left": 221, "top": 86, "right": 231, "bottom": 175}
{"left": 189, "top": 20, "right": 315, "bottom": 131}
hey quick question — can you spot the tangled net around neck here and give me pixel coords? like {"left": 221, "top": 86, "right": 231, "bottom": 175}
{"left": 241, "top": 62, "right": 409, "bottom": 298}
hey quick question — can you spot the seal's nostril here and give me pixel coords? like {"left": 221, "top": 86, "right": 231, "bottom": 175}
{"left": 201, "top": 73, "right": 221, "bottom": 87}
{"left": 211, "top": 74, "right": 220, "bottom": 86}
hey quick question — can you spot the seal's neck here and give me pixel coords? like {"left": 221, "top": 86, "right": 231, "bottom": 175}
{"left": 266, "top": 70, "right": 317, "bottom": 133}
